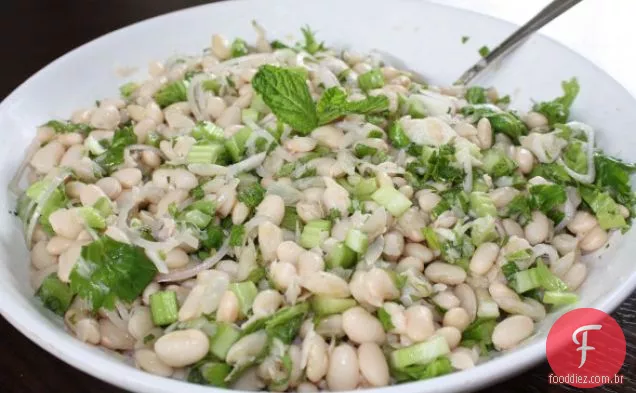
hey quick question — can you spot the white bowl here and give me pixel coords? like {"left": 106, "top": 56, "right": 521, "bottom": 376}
{"left": 1, "top": 0, "right": 635, "bottom": 392}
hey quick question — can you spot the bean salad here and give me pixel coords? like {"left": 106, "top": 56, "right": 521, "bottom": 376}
{"left": 13, "top": 24, "right": 636, "bottom": 391}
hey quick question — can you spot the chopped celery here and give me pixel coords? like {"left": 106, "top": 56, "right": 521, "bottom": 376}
{"left": 187, "top": 143, "right": 225, "bottom": 164}
{"left": 224, "top": 126, "right": 252, "bottom": 162}
{"left": 37, "top": 274, "right": 73, "bottom": 316}
{"left": 354, "top": 143, "right": 378, "bottom": 158}
{"left": 311, "top": 296, "right": 357, "bottom": 316}
{"left": 85, "top": 135, "right": 107, "bottom": 155}
{"left": 210, "top": 323, "right": 241, "bottom": 359}
{"left": 371, "top": 186, "right": 412, "bottom": 217}
{"left": 199, "top": 362, "right": 232, "bottom": 387}
{"left": 512, "top": 268, "right": 540, "bottom": 293}
{"left": 326, "top": 242, "right": 357, "bottom": 269}
{"left": 300, "top": 220, "right": 331, "bottom": 249}
{"left": 421, "top": 227, "right": 441, "bottom": 251}
{"left": 353, "top": 177, "right": 378, "bottom": 197}
{"left": 470, "top": 216, "right": 498, "bottom": 246}
{"left": 536, "top": 260, "right": 568, "bottom": 292}
{"left": 150, "top": 291, "right": 179, "bottom": 326}
{"left": 154, "top": 80, "right": 188, "bottom": 108}
{"left": 543, "top": 291, "right": 578, "bottom": 306}
{"left": 241, "top": 108, "right": 259, "bottom": 124}
{"left": 280, "top": 207, "right": 301, "bottom": 232}
{"left": 358, "top": 69, "right": 385, "bottom": 91}
{"left": 377, "top": 308, "right": 394, "bottom": 331}
{"left": 469, "top": 192, "right": 497, "bottom": 217}
{"left": 93, "top": 197, "right": 112, "bottom": 218}
{"left": 76, "top": 207, "right": 106, "bottom": 229}
{"left": 460, "top": 318, "right": 496, "bottom": 352}
{"left": 345, "top": 229, "right": 368, "bottom": 253}
{"left": 187, "top": 200, "right": 216, "bottom": 215}
{"left": 192, "top": 121, "right": 224, "bottom": 142}
{"left": 181, "top": 210, "right": 212, "bottom": 229}
{"left": 230, "top": 281, "right": 258, "bottom": 316}
{"left": 389, "top": 335, "right": 450, "bottom": 369}
{"left": 405, "top": 96, "right": 427, "bottom": 118}
{"left": 388, "top": 122, "right": 410, "bottom": 149}
{"left": 392, "top": 356, "right": 453, "bottom": 382}
{"left": 476, "top": 289, "right": 500, "bottom": 319}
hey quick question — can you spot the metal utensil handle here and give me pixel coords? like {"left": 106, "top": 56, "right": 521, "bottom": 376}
{"left": 456, "top": 0, "right": 583, "bottom": 85}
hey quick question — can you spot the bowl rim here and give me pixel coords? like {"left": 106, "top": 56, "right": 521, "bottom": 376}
{"left": 1, "top": 1, "right": 635, "bottom": 392}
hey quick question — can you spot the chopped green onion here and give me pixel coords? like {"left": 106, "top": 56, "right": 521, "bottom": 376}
{"left": 280, "top": 207, "right": 301, "bottom": 232}
{"left": 326, "top": 242, "right": 357, "bottom": 269}
{"left": 358, "top": 69, "right": 384, "bottom": 91}
{"left": 345, "top": 229, "right": 368, "bottom": 253}
{"left": 377, "top": 308, "right": 395, "bottom": 331}
{"left": 85, "top": 135, "right": 107, "bottom": 155}
{"left": 371, "top": 186, "right": 412, "bottom": 217}
{"left": 76, "top": 207, "right": 106, "bottom": 229}
{"left": 481, "top": 149, "right": 517, "bottom": 177}
{"left": 422, "top": 227, "right": 441, "bottom": 251}
{"left": 311, "top": 296, "right": 357, "bottom": 316}
{"left": 187, "top": 200, "right": 216, "bottom": 215}
{"left": 512, "top": 268, "right": 540, "bottom": 294}
{"left": 405, "top": 96, "right": 427, "bottom": 118}
{"left": 389, "top": 335, "right": 450, "bottom": 369}
{"left": 210, "top": 323, "right": 241, "bottom": 359}
{"left": 476, "top": 289, "right": 500, "bottom": 319}
{"left": 469, "top": 192, "right": 497, "bottom": 217}
{"left": 230, "top": 281, "right": 258, "bottom": 316}
{"left": 353, "top": 177, "right": 378, "bottom": 197}
{"left": 150, "top": 291, "right": 179, "bottom": 326}
{"left": 354, "top": 143, "right": 378, "bottom": 158}
{"left": 543, "top": 291, "right": 579, "bottom": 306}
{"left": 465, "top": 86, "right": 486, "bottom": 104}
{"left": 37, "top": 274, "right": 73, "bottom": 316}
{"left": 187, "top": 143, "right": 225, "bottom": 164}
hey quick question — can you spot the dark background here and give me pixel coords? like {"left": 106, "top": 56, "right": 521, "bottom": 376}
{"left": 0, "top": 1, "right": 633, "bottom": 392}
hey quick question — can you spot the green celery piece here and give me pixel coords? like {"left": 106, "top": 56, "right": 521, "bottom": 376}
{"left": 199, "top": 362, "right": 233, "bottom": 387}
{"left": 36, "top": 274, "right": 73, "bottom": 316}
{"left": 311, "top": 296, "right": 357, "bottom": 316}
{"left": 76, "top": 207, "right": 106, "bottom": 229}
{"left": 371, "top": 186, "right": 412, "bottom": 217}
{"left": 210, "top": 323, "right": 241, "bottom": 359}
{"left": 230, "top": 281, "right": 258, "bottom": 316}
{"left": 224, "top": 127, "right": 253, "bottom": 162}
{"left": 344, "top": 229, "right": 368, "bottom": 253}
{"left": 150, "top": 291, "right": 179, "bottom": 326}
{"left": 543, "top": 291, "right": 578, "bottom": 306}
{"left": 390, "top": 335, "right": 450, "bottom": 369}
{"left": 326, "top": 242, "right": 357, "bottom": 269}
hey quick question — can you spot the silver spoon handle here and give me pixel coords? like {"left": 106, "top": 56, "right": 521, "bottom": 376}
{"left": 456, "top": 0, "right": 583, "bottom": 85}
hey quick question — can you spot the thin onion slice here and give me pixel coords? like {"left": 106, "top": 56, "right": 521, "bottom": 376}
{"left": 156, "top": 238, "right": 230, "bottom": 282}
{"left": 9, "top": 139, "right": 40, "bottom": 197}
{"left": 226, "top": 152, "right": 266, "bottom": 178}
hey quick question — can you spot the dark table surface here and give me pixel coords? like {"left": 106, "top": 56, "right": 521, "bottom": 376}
{"left": 0, "top": 1, "right": 634, "bottom": 392}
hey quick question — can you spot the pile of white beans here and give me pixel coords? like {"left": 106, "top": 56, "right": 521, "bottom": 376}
{"left": 21, "top": 26, "right": 627, "bottom": 392}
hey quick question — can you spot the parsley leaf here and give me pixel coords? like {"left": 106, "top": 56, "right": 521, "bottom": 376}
{"left": 69, "top": 237, "right": 158, "bottom": 310}
{"left": 229, "top": 225, "right": 246, "bottom": 247}
{"left": 94, "top": 125, "right": 137, "bottom": 173}
{"left": 529, "top": 184, "right": 567, "bottom": 215}
{"left": 478, "top": 45, "right": 490, "bottom": 57}
{"left": 154, "top": 80, "right": 188, "bottom": 108}
{"left": 237, "top": 183, "right": 266, "bottom": 209}
{"left": 44, "top": 120, "right": 93, "bottom": 135}
{"left": 594, "top": 153, "right": 636, "bottom": 209}
{"left": 252, "top": 65, "right": 318, "bottom": 134}
{"left": 300, "top": 26, "right": 325, "bottom": 54}
{"left": 465, "top": 86, "right": 486, "bottom": 104}
{"left": 533, "top": 78, "right": 580, "bottom": 125}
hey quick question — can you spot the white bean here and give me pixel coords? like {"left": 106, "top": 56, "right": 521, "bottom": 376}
{"left": 502, "top": 219, "right": 524, "bottom": 238}
{"left": 165, "top": 248, "right": 189, "bottom": 269}
{"left": 397, "top": 208, "right": 427, "bottom": 242}
{"left": 284, "top": 137, "right": 317, "bottom": 153}
{"left": 404, "top": 243, "right": 434, "bottom": 262}
{"left": 524, "top": 111, "right": 548, "bottom": 129}
{"left": 443, "top": 307, "right": 471, "bottom": 331}
{"left": 142, "top": 282, "right": 160, "bottom": 305}
{"left": 301, "top": 271, "right": 350, "bottom": 298}
{"left": 127, "top": 307, "right": 154, "bottom": 341}
{"left": 364, "top": 268, "right": 400, "bottom": 307}
{"left": 311, "top": 125, "right": 345, "bottom": 149}
{"left": 425, "top": 262, "right": 466, "bottom": 285}
{"left": 524, "top": 211, "right": 549, "bottom": 245}
{"left": 567, "top": 211, "right": 597, "bottom": 236}
{"left": 342, "top": 307, "right": 385, "bottom": 344}
{"left": 65, "top": 181, "right": 86, "bottom": 199}
{"left": 383, "top": 231, "right": 404, "bottom": 260}
{"left": 232, "top": 202, "right": 250, "bottom": 225}
{"left": 258, "top": 221, "right": 283, "bottom": 262}
{"left": 30, "top": 141, "right": 65, "bottom": 174}
{"left": 46, "top": 236, "right": 73, "bottom": 256}
{"left": 270, "top": 261, "right": 298, "bottom": 290}
{"left": 75, "top": 318, "right": 101, "bottom": 344}
{"left": 552, "top": 234, "right": 578, "bottom": 256}
{"left": 396, "top": 256, "right": 424, "bottom": 273}
{"left": 453, "top": 284, "right": 477, "bottom": 322}
{"left": 514, "top": 147, "right": 534, "bottom": 174}
{"left": 90, "top": 105, "right": 121, "bottom": 129}
{"left": 252, "top": 290, "right": 283, "bottom": 317}
{"left": 60, "top": 144, "right": 83, "bottom": 166}
{"left": 256, "top": 194, "right": 285, "bottom": 225}
{"left": 489, "top": 187, "right": 519, "bottom": 208}
{"left": 31, "top": 240, "right": 56, "bottom": 269}
{"left": 469, "top": 242, "right": 500, "bottom": 276}
{"left": 297, "top": 251, "right": 325, "bottom": 277}
{"left": 491, "top": 315, "right": 534, "bottom": 351}
{"left": 297, "top": 383, "right": 318, "bottom": 393}
{"left": 112, "top": 168, "right": 143, "bottom": 188}
{"left": 477, "top": 117, "right": 493, "bottom": 149}
{"left": 57, "top": 245, "right": 81, "bottom": 283}
{"left": 322, "top": 177, "right": 350, "bottom": 216}
{"left": 449, "top": 348, "right": 475, "bottom": 370}
{"left": 277, "top": 241, "right": 305, "bottom": 264}
{"left": 296, "top": 201, "right": 324, "bottom": 222}
{"left": 154, "top": 329, "right": 209, "bottom": 367}
{"left": 304, "top": 333, "right": 329, "bottom": 383}
{"left": 99, "top": 319, "right": 135, "bottom": 350}
{"left": 95, "top": 177, "right": 122, "bottom": 200}
{"left": 216, "top": 290, "right": 239, "bottom": 323}
{"left": 563, "top": 263, "right": 587, "bottom": 290}
{"left": 405, "top": 305, "right": 435, "bottom": 342}
{"left": 580, "top": 226, "right": 608, "bottom": 252}
{"left": 211, "top": 34, "right": 231, "bottom": 59}
{"left": 79, "top": 184, "right": 108, "bottom": 207}
{"left": 135, "top": 349, "right": 174, "bottom": 377}
{"left": 327, "top": 344, "right": 359, "bottom": 391}
{"left": 551, "top": 251, "right": 577, "bottom": 278}
{"left": 432, "top": 290, "right": 461, "bottom": 310}
{"left": 436, "top": 326, "right": 462, "bottom": 350}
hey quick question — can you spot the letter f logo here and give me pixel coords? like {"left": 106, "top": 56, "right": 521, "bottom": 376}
{"left": 572, "top": 324, "right": 602, "bottom": 368}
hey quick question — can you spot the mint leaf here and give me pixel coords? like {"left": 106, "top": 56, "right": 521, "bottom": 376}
{"left": 316, "top": 87, "right": 389, "bottom": 125}
{"left": 252, "top": 65, "right": 318, "bottom": 134}
{"left": 70, "top": 237, "right": 158, "bottom": 310}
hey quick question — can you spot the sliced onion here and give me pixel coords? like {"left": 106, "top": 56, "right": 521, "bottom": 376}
{"left": 462, "top": 159, "right": 473, "bottom": 193}
{"left": 364, "top": 235, "right": 385, "bottom": 266}
{"left": 226, "top": 152, "right": 266, "bottom": 178}
{"left": 103, "top": 309, "right": 128, "bottom": 331}
{"left": 9, "top": 139, "right": 40, "bottom": 197}
{"left": 156, "top": 238, "right": 230, "bottom": 282}
{"left": 245, "top": 129, "right": 276, "bottom": 156}
{"left": 186, "top": 74, "right": 212, "bottom": 122}
{"left": 293, "top": 176, "right": 325, "bottom": 190}
{"left": 557, "top": 122, "right": 596, "bottom": 184}
{"left": 252, "top": 20, "right": 272, "bottom": 53}
{"left": 555, "top": 189, "right": 578, "bottom": 232}
{"left": 532, "top": 244, "right": 559, "bottom": 265}
{"left": 266, "top": 181, "right": 303, "bottom": 205}
{"left": 187, "top": 163, "right": 228, "bottom": 176}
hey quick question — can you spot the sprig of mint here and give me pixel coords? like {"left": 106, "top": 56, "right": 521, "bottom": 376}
{"left": 252, "top": 65, "right": 389, "bottom": 134}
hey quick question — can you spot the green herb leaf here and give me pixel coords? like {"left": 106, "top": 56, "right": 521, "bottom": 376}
{"left": 265, "top": 303, "right": 310, "bottom": 344}
{"left": 316, "top": 87, "right": 389, "bottom": 125}
{"left": 230, "top": 38, "right": 249, "bottom": 58}
{"left": 94, "top": 125, "right": 137, "bottom": 172}
{"left": 229, "top": 225, "right": 246, "bottom": 247}
{"left": 465, "top": 86, "right": 486, "bottom": 104}
{"left": 579, "top": 187, "right": 627, "bottom": 229}
{"left": 119, "top": 82, "right": 139, "bottom": 99}
{"left": 533, "top": 78, "right": 580, "bottom": 125}
{"left": 154, "top": 80, "right": 188, "bottom": 108}
{"left": 377, "top": 308, "right": 395, "bottom": 331}
{"left": 252, "top": 65, "right": 318, "bottom": 134}
{"left": 478, "top": 46, "right": 490, "bottom": 57}
{"left": 237, "top": 183, "right": 266, "bottom": 209}
{"left": 300, "top": 26, "right": 325, "bottom": 54}
{"left": 69, "top": 237, "right": 158, "bottom": 310}
{"left": 391, "top": 357, "right": 453, "bottom": 382}
{"left": 43, "top": 120, "right": 93, "bottom": 135}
